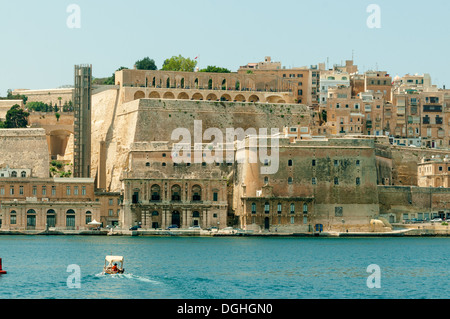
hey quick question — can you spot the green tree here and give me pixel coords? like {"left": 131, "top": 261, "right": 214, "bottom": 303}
{"left": 135, "top": 57, "right": 158, "bottom": 71}
{"left": 199, "top": 66, "right": 231, "bottom": 73}
{"left": 104, "top": 66, "right": 129, "bottom": 85}
{"left": 4, "top": 104, "right": 29, "bottom": 128}
{"left": 162, "top": 55, "right": 197, "bottom": 72}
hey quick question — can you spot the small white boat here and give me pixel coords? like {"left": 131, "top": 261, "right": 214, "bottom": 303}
{"left": 103, "top": 256, "right": 125, "bottom": 274}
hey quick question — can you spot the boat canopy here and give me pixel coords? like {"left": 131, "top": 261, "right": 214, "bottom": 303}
{"left": 105, "top": 256, "right": 124, "bottom": 264}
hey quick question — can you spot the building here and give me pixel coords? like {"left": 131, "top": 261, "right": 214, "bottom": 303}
{"left": 0, "top": 177, "right": 100, "bottom": 231}
{"left": 418, "top": 156, "right": 450, "bottom": 188}
{"left": 120, "top": 142, "right": 230, "bottom": 230}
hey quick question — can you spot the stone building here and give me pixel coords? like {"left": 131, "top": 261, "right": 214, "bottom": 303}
{"left": 120, "top": 142, "right": 230, "bottom": 229}
{"left": 232, "top": 135, "right": 381, "bottom": 232}
{"left": 0, "top": 177, "right": 100, "bottom": 231}
{"left": 418, "top": 156, "right": 450, "bottom": 188}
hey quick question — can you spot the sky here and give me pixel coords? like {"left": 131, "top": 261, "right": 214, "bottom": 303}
{"left": 0, "top": 0, "right": 449, "bottom": 96}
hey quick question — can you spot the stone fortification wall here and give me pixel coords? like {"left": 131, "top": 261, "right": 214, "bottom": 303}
{"left": 0, "top": 128, "right": 49, "bottom": 178}
{"left": 91, "top": 96, "right": 311, "bottom": 192}
{"left": 13, "top": 88, "right": 73, "bottom": 105}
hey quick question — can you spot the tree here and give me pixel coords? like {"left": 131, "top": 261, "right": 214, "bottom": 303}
{"left": 3, "top": 104, "right": 29, "bottom": 128}
{"left": 199, "top": 66, "right": 231, "bottom": 73}
{"left": 103, "top": 66, "right": 129, "bottom": 85}
{"left": 135, "top": 57, "right": 158, "bottom": 71}
{"left": 161, "top": 55, "right": 197, "bottom": 72}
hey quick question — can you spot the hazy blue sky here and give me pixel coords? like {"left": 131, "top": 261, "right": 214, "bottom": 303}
{"left": 1, "top": 0, "right": 449, "bottom": 96}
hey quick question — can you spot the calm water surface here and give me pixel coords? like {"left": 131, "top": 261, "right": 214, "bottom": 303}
{"left": 0, "top": 236, "right": 448, "bottom": 299}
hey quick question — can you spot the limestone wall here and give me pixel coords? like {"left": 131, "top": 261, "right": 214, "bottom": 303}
{"left": 0, "top": 100, "right": 23, "bottom": 120}
{"left": 13, "top": 88, "right": 73, "bottom": 105}
{"left": 0, "top": 128, "right": 49, "bottom": 178}
{"left": 378, "top": 185, "right": 450, "bottom": 218}
{"left": 91, "top": 97, "right": 311, "bottom": 192}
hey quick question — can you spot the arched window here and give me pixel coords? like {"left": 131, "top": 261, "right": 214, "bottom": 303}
{"left": 264, "top": 202, "right": 270, "bottom": 214}
{"left": 303, "top": 204, "right": 308, "bottom": 214}
{"left": 85, "top": 211, "right": 92, "bottom": 224}
{"left": 193, "top": 211, "right": 200, "bottom": 218}
{"left": 152, "top": 211, "right": 159, "bottom": 216}
{"left": 10, "top": 210, "right": 17, "bottom": 225}
{"left": 21, "top": 171, "right": 27, "bottom": 178}
{"left": 11, "top": 171, "right": 17, "bottom": 178}
{"left": 251, "top": 203, "right": 256, "bottom": 214}
{"left": 166, "top": 77, "right": 171, "bottom": 88}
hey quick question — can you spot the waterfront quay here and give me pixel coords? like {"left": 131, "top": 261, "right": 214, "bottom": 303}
{"left": 1, "top": 222, "right": 449, "bottom": 237}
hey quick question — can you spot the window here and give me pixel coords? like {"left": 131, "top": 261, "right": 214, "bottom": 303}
{"left": 264, "top": 177, "right": 269, "bottom": 184}
{"left": 21, "top": 171, "right": 26, "bottom": 178}
{"left": 312, "top": 159, "right": 316, "bottom": 167}
{"left": 82, "top": 186, "right": 86, "bottom": 196}
{"left": 32, "top": 186, "right": 37, "bottom": 196}
{"left": 335, "top": 207, "right": 343, "bottom": 217}
{"left": 251, "top": 203, "right": 256, "bottom": 214}
{"left": 0, "top": 188, "right": 4, "bottom": 195}
{"left": 10, "top": 212, "right": 16, "bottom": 225}
{"left": 11, "top": 171, "right": 17, "bottom": 178}
{"left": 303, "top": 204, "right": 308, "bottom": 214}
{"left": 290, "top": 216, "right": 295, "bottom": 224}
{"left": 334, "top": 177, "right": 339, "bottom": 185}
{"left": 74, "top": 186, "right": 79, "bottom": 195}
{"left": 10, "top": 187, "right": 14, "bottom": 195}
{"left": 290, "top": 203, "right": 295, "bottom": 214}
{"left": 312, "top": 178, "right": 317, "bottom": 185}
{"left": 213, "top": 192, "right": 218, "bottom": 202}
{"left": 42, "top": 186, "right": 46, "bottom": 196}
{"left": 19, "top": 186, "right": 24, "bottom": 195}
{"left": 66, "top": 186, "right": 71, "bottom": 196}
{"left": 146, "top": 162, "right": 150, "bottom": 167}
{"left": 356, "top": 160, "right": 360, "bottom": 166}
{"left": 108, "top": 209, "right": 113, "bottom": 216}
{"left": 288, "top": 177, "right": 293, "bottom": 185}
{"left": 277, "top": 203, "right": 282, "bottom": 214}
{"left": 356, "top": 177, "right": 361, "bottom": 185}
{"left": 288, "top": 159, "right": 293, "bottom": 167}
{"left": 52, "top": 186, "right": 56, "bottom": 196}
{"left": 109, "top": 199, "right": 114, "bottom": 206}
{"left": 264, "top": 202, "right": 270, "bottom": 214}
{"left": 85, "top": 211, "right": 92, "bottom": 224}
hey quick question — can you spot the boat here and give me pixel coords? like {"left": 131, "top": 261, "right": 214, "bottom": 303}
{"left": 103, "top": 256, "right": 125, "bottom": 274}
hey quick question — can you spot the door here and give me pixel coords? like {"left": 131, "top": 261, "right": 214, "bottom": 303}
{"left": 264, "top": 217, "right": 270, "bottom": 230}
{"left": 152, "top": 222, "right": 159, "bottom": 229}
{"left": 27, "top": 215, "right": 36, "bottom": 230}
{"left": 172, "top": 211, "right": 181, "bottom": 228}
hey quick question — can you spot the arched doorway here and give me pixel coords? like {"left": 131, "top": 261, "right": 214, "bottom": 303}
{"left": 27, "top": 209, "right": 36, "bottom": 230}
{"left": 47, "top": 209, "right": 56, "bottom": 228}
{"left": 66, "top": 209, "right": 76, "bottom": 230}
{"left": 172, "top": 211, "right": 181, "bottom": 228}
{"left": 264, "top": 217, "right": 270, "bottom": 230}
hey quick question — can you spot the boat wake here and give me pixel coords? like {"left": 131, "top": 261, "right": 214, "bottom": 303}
{"left": 94, "top": 272, "right": 160, "bottom": 284}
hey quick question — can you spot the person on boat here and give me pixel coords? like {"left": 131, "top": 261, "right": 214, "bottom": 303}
{"left": 112, "top": 263, "right": 118, "bottom": 272}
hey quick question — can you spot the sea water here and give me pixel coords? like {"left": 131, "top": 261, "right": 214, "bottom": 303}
{"left": 0, "top": 236, "right": 448, "bottom": 299}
